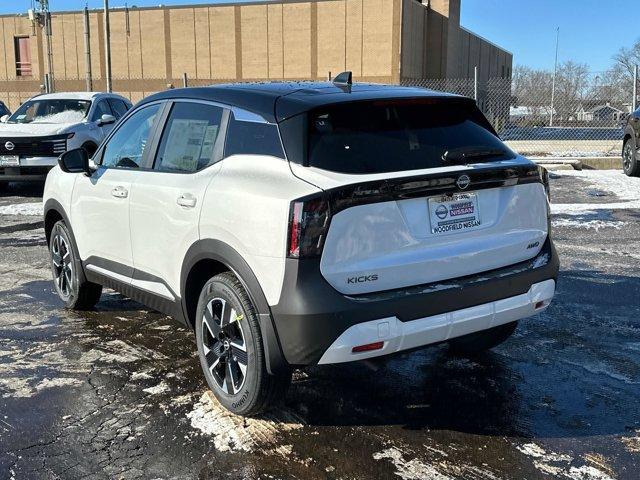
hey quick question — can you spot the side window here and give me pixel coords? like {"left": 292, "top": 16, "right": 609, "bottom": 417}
{"left": 154, "top": 102, "right": 224, "bottom": 173}
{"left": 101, "top": 104, "right": 160, "bottom": 169}
{"left": 108, "top": 98, "right": 128, "bottom": 119}
{"left": 224, "top": 114, "right": 285, "bottom": 159}
{"left": 91, "top": 100, "right": 113, "bottom": 122}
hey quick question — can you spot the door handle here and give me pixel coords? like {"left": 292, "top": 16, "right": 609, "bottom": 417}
{"left": 177, "top": 193, "right": 197, "bottom": 208}
{"left": 111, "top": 186, "right": 128, "bottom": 198}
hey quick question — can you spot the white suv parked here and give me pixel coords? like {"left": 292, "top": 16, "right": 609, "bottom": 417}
{"left": 43, "top": 76, "right": 558, "bottom": 415}
{"left": 0, "top": 92, "right": 131, "bottom": 185}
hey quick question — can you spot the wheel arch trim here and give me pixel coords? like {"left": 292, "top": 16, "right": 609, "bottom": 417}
{"left": 43, "top": 198, "right": 89, "bottom": 285}
{"left": 180, "top": 239, "right": 289, "bottom": 374}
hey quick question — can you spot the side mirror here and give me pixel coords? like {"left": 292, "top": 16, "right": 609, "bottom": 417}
{"left": 97, "top": 114, "right": 116, "bottom": 126}
{"left": 0, "top": 115, "right": 8, "bottom": 123}
{"left": 58, "top": 148, "right": 91, "bottom": 176}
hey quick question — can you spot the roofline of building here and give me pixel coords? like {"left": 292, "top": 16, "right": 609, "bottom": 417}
{"left": 460, "top": 26, "right": 513, "bottom": 57}
{"left": 0, "top": 0, "right": 346, "bottom": 18}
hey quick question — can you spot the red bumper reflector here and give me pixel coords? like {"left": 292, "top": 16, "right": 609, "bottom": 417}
{"left": 534, "top": 301, "right": 545, "bottom": 310}
{"left": 352, "top": 341, "right": 384, "bottom": 353}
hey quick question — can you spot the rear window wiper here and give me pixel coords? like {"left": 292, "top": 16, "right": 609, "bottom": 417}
{"left": 442, "top": 147, "right": 509, "bottom": 165}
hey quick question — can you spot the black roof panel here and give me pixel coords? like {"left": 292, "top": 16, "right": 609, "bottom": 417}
{"left": 138, "top": 81, "right": 460, "bottom": 123}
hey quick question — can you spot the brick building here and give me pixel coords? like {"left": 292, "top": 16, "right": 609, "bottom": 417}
{"left": 0, "top": 0, "right": 512, "bottom": 109}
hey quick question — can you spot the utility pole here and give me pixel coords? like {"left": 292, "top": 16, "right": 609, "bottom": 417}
{"left": 633, "top": 65, "right": 638, "bottom": 112}
{"left": 32, "top": 1, "right": 54, "bottom": 92}
{"left": 104, "top": 0, "right": 112, "bottom": 92}
{"left": 550, "top": 27, "right": 559, "bottom": 127}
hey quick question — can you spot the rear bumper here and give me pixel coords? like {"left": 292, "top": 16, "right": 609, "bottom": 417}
{"left": 318, "top": 278, "right": 555, "bottom": 364}
{"left": 269, "top": 237, "right": 559, "bottom": 366}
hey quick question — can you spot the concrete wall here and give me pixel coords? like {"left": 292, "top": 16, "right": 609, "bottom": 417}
{"left": 0, "top": 0, "right": 402, "bottom": 109}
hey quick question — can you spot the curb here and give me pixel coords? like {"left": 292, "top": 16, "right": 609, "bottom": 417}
{"left": 530, "top": 157, "right": 622, "bottom": 171}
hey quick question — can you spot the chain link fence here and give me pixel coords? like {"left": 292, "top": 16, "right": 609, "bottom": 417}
{"left": 2, "top": 70, "right": 637, "bottom": 160}
{"left": 404, "top": 70, "right": 638, "bottom": 158}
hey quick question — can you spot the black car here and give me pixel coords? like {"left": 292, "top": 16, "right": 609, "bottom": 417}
{"left": 0, "top": 101, "right": 10, "bottom": 118}
{"left": 623, "top": 107, "right": 640, "bottom": 176}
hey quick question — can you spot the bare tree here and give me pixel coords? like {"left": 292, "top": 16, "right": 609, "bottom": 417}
{"left": 554, "top": 61, "right": 590, "bottom": 120}
{"left": 613, "top": 38, "right": 640, "bottom": 77}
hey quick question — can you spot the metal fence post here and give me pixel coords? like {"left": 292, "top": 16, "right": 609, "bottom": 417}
{"left": 104, "top": 0, "right": 112, "bottom": 93}
{"left": 183, "top": 73, "right": 188, "bottom": 88}
{"left": 474, "top": 66, "right": 478, "bottom": 102}
{"left": 633, "top": 65, "right": 638, "bottom": 112}
{"left": 83, "top": 7, "right": 93, "bottom": 92}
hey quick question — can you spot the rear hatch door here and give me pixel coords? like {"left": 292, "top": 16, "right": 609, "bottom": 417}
{"left": 284, "top": 96, "right": 549, "bottom": 295}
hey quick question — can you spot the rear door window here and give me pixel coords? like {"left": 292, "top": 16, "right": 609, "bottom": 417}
{"left": 305, "top": 99, "right": 514, "bottom": 174}
{"left": 154, "top": 102, "right": 225, "bottom": 173}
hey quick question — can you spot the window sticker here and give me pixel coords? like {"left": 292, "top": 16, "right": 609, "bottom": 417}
{"left": 199, "top": 125, "right": 219, "bottom": 162}
{"left": 163, "top": 119, "right": 209, "bottom": 171}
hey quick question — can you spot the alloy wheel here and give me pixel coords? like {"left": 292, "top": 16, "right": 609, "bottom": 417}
{"left": 51, "top": 233, "right": 73, "bottom": 299}
{"left": 201, "top": 297, "right": 248, "bottom": 395}
{"left": 623, "top": 142, "right": 634, "bottom": 172}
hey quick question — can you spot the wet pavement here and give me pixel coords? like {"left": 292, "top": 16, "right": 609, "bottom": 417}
{"left": 1, "top": 171, "right": 640, "bottom": 480}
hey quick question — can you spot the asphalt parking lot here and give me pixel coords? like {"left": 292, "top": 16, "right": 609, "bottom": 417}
{"left": 1, "top": 169, "right": 639, "bottom": 480}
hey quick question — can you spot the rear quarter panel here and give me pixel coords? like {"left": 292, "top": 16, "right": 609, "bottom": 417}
{"left": 199, "top": 155, "right": 320, "bottom": 306}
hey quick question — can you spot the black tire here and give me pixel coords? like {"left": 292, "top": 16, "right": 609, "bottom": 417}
{"left": 622, "top": 138, "right": 640, "bottom": 177}
{"left": 49, "top": 220, "right": 102, "bottom": 310}
{"left": 195, "top": 272, "right": 291, "bottom": 416}
{"left": 448, "top": 321, "right": 518, "bottom": 357}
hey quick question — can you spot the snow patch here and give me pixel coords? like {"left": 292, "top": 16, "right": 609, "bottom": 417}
{"left": 516, "top": 443, "right": 615, "bottom": 480}
{"left": 186, "top": 391, "right": 303, "bottom": 452}
{"left": 552, "top": 218, "right": 624, "bottom": 231}
{"left": 373, "top": 447, "right": 452, "bottom": 480}
{"left": 621, "top": 431, "right": 640, "bottom": 453}
{"left": 143, "top": 381, "right": 169, "bottom": 395}
{"left": 0, "top": 203, "right": 44, "bottom": 216}
{"left": 31, "top": 111, "right": 85, "bottom": 124}
{"left": 552, "top": 170, "right": 640, "bottom": 214}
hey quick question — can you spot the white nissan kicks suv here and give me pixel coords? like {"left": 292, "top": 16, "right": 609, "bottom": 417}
{"left": 0, "top": 92, "right": 131, "bottom": 185}
{"left": 43, "top": 76, "right": 558, "bottom": 415}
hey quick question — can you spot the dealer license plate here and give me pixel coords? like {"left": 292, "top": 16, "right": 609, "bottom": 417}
{"left": 428, "top": 192, "right": 481, "bottom": 235}
{"left": 0, "top": 155, "right": 19, "bottom": 167}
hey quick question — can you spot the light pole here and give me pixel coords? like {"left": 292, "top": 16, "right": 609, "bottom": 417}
{"left": 550, "top": 27, "right": 559, "bottom": 127}
{"left": 104, "top": 0, "right": 112, "bottom": 92}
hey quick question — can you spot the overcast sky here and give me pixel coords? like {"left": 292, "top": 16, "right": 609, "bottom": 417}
{"left": 1, "top": 0, "right": 637, "bottom": 72}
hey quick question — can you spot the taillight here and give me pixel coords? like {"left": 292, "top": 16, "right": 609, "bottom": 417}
{"left": 539, "top": 165, "right": 550, "bottom": 202}
{"left": 287, "top": 195, "right": 331, "bottom": 258}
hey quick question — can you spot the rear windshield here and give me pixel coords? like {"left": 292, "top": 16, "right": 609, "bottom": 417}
{"left": 306, "top": 99, "right": 514, "bottom": 174}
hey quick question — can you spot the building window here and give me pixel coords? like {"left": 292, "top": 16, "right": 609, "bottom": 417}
{"left": 14, "top": 37, "right": 32, "bottom": 77}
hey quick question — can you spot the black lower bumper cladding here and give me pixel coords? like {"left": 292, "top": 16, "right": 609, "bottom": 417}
{"left": 0, "top": 166, "right": 51, "bottom": 182}
{"left": 270, "top": 238, "right": 559, "bottom": 366}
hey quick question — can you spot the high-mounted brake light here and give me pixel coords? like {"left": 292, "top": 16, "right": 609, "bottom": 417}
{"left": 287, "top": 195, "right": 330, "bottom": 258}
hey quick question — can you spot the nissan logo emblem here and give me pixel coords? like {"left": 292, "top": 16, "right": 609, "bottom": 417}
{"left": 456, "top": 175, "right": 471, "bottom": 190}
{"left": 456, "top": 174, "right": 471, "bottom": 190}
{"left": 4, "top": 141, "right": 14, "bottom": 151}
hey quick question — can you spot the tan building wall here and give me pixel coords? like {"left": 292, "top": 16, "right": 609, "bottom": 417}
{"left": 400, "top": 0, "right": 512, "bottom": 81}
{"left": 0, "top": 0, "right": 509, "bottom": 110}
